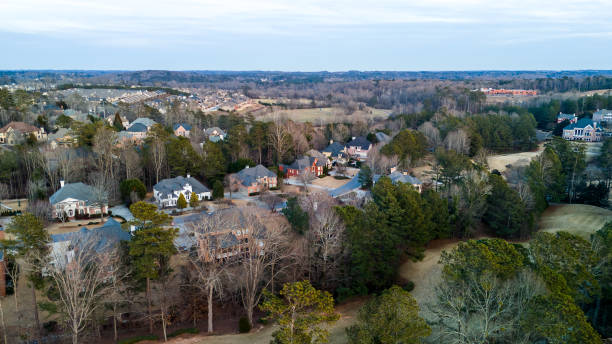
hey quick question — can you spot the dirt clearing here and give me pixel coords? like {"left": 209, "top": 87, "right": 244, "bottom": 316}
{"left": 311, "top": 176, "right": 351, "bottom": 189}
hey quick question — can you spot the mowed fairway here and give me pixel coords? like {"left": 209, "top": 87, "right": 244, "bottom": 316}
{"left": 538, "top": 204, "right": 612, "bottom": 239}
{"left": 258, "top": 107, "right": 391, "bottom": 123}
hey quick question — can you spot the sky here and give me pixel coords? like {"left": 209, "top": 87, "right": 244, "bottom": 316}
{"left": 1, "top": 0, "right": 612, "bottom": 71}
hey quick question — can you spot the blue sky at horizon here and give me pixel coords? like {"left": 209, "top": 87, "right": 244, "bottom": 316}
{"left": 1, "top": 0, "right": 612, "bottom": 71}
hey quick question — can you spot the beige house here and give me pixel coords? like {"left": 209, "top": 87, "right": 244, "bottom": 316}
{"left": 0, "top": 122, "right": 47, "bottom": 144}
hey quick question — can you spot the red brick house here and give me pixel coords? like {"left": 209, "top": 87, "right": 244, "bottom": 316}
{"left": 230, "top": 165, "right": 278, "bottom": 195}
{"left": 279, "top": 156, "right": 326, "bottom": 178}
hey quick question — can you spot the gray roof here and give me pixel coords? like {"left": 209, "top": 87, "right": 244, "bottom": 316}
{"left": 346, "top": 136, "right": 371, "bottom": 150}
{"left": 375, "top": 132, "right": 391, "bottom": 143}
{"left": 47, "top": 128, "right": 71, "bottom": 141}
{"left": 130, "top": 118, "right": 156, "bottom": 128}
{"left": 173, "top": 123, "right": 192, "bottom": 131}
{"left": 154, "top": 176, "right": 210, "bottom": 199}
{"left": 51, "top": 218, "right": 130, "bottom": 252}
{"left": 594, "top": 109, "right": 612, "bottom": 115}
{"left": 322, "top": 142, "right": 345, "bottom": 156}
{"left": 50, "top": 182, "right": 103, "bottom": 205}
{"left": 387, "top": 171, "right": 422, "bottom": 185}
{"left": 204, "top": 127, "right": 226, "bottom": 136}
{"left": 235, "top": 164, "right": 276, "bottom": 186}
{"left": 282, "top": 156, "right": 325, "bottom": 171}
{"left": 558, "top": 113, "right": 576, "bottom": 120}
{"left": 126, "top": 123, "right": 148, "bottom": 133}
{"left": 563, "top": 117, "right": 601, "bottom": 131}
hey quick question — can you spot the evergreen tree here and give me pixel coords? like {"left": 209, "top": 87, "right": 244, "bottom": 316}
{"left": 177, "top": 193, "right": 187, "bottom": 209}
{"left": 189, "top": 191, "right": 199, "bottom": 207}
{"left": 357, "top": 165, "right": 373, "bottom": 189}
{"left": 212, "top": 180, "right": 224, "bottom": 199}
{"left": 282, "top": 197, "right": 309, "bottom": 234}
{"left": 113, "top": 112, "right": 124, "bottom": 131}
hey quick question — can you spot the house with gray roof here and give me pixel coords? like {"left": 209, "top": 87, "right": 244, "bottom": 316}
{"left": 153, "top": 174, "right": 211, "bottom": 208}
{"left": 345, "top": 136, "right": 372, "bottom": 161}
{"left": 230, "top": 165, "right": 277, "bottom": 195}
{"left": 50, "top": 181, "right": 108, "bottom": 220}
{"left": 321, "top": 141, "right": 347, "bottom": 163}
{"left": 594, "top": 109, "right": 612, "bottom": 123}
{"left": 373, "top": 171, "right": 423, "bottom": 193}
{"left": 557, "top": 112, "right": 577, "bottom": 124}
{"left": 173, "top": 123, "right": 192, "bottom": 137}
{"left": 129, "top": 118, "right": 157, "bottom": 131}
{"left": 204, "top": 127, "right": 227, "bottom": 142}
{"left": 562, "top": 118, "right": 603, "bottom": 142}
{"left": 279, "top": 156, "right": 326, "bottom": 178}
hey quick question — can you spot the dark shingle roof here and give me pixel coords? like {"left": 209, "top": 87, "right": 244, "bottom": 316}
{"left": 126, "top": 123, "right": 148, "bottom": 133}
{"left": 173, "top": 123, "right": 192, "bottom": 131}
{"left": 235, "top": 165, "right": 276, "bottom": 186}
{"left": 130, "top": 118, "right": 156, "bottom": 128}
{"left": 49, "top": 182, "right": 102, "bottom": 205}
{"left": 346, "top": 136, "right": 371, "bottom": 150}
{"left": 51, "top": 218, "right": 130, "bottom": 252}
{"left": 154, "top": 176, "right": 210, "bottom": 199}
{"left": 322, "top": 142, "right": 345, "bottom": 156}
{"left": 563, "top": 117, "right": 598, "bottom": 131}
{"left": 283, "top": 156, "right": 325, "bottom": 171}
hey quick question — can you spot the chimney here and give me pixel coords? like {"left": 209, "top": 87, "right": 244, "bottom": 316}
{"left": 187, "top": 174, "right": 191, "bottom": 179}
{"left": 329, "top": 139, "right": 333, "bottom": 144}
{"left": 245, "top": 165, "right": 249, "bottom": 169}
{"left": 60, "top": 180, "right": 65, "bottom": 188}
{"left": 352, "top": 136, "right": 356, "bottom": 140}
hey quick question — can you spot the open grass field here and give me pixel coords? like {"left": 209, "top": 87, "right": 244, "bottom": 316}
{"left": 538, "top": 204, "right": 612, "bottom": 239}
{"left": 311, "top": 176, "right": 351, "bottom": 189}
{"left": 487, "top": 144, "right": 544, "bottom": 173}
{"left": 0, "top": 198, "right": 28, "bottom": 211}
{"left": 257, "top": 107, "right": 392, "bottom": 124}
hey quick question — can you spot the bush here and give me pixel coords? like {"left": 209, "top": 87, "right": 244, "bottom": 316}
{"left": 248, "top": 192, "right": 261, "bottom": 196}
{"left": 402, "top": 280, "right": 415, "bottom": 292}
{"left": 238, "top": 317, "right": 251, "bottom": 333}
{"left": 168, "top": 327, "right": 199, "bottom": 338}
{"left": 43, "top": 321, "right": 58, "bottom": 333}
{"left": 333, "top": 175, "right": 350, "bottom": 180}
{"left": 118, "top": 335, "right": 159, "bottom": 344}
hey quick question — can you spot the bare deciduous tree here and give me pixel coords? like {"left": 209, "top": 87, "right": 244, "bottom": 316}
{"left": 418, "top": 121, "right": 441, "bottom": 147}
{"left": 43, "top": 240, "right": 118, "bottom": 344}
{"left": 268, "top": 116, "right": 292, "bottom": 165}
{"left": 443, "top": 129, "right": 470, "bottom": 155}
{"left": 92, "top": 126, "right": 118, "bottom": 182}
{"left": 231, "top": 209, "right": 291, "bottom": 326}
{"left": 298, "top": 169, "right": 316, "bottom": 192}
{"left": 151, "top": 138, "right": 166, "bottom": 184}
{"left": 121, "top": 147, "right": 143, "bottom": 180}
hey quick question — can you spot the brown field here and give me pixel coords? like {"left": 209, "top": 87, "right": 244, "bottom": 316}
{"left": 257, "top": 107, "right": 391, "bottom": 124}
{"left": 538, "top": 204, "right": 612, "bottom": 239}
{"left": 45, "top": 217, "right": 125, "bottom": 235}
{"left": 0, "top": 198, "right": 28, "bottom": 211}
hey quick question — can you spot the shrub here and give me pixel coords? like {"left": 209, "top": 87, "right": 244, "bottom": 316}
{"left": 43, "top": 321, "right": 58, "bottom": 333}
{"left": 238, "top": 317, "right": 251, "bottom": 333}
{"left": 402, "top": 280, "right": 415, "bottom": 292}
{"left": 168, "top": 327, "right": 199, "bottom": 338}
{"left": 212, "top": 180, "right": 224, "bottom": 199}
{"left": 118, "top": 335, "right": 159, "bottom": 344}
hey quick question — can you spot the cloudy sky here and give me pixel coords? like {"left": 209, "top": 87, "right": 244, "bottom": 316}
{"left": 1, "top": 0, "right": 611, "bottom": 70}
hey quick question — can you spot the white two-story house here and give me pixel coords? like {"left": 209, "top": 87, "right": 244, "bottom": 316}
{"left": 49, "top": 181, "right": 108, "bottom": 220}
{"left": 153, "top": 174, "right": 211, "bottom": 208}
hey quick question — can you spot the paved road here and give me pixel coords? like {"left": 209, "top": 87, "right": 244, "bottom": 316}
{"left": 328, "top": 176, "right": 361, "bottom": 198}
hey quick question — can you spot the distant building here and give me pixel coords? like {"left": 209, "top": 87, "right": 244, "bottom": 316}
{"left": 0, "top": 121, "right": 47, "bottom": 144}
{"left": 593, "top": 109, "right": 612, "bottom": 123}
{"left": 204, "top": 127, "right": 227, "bottom": 142}
{"left": 50, "top": 181, "right": 108, "bottom": 220}
{"left": 129, "top": 118, "right": 157, "bottom": 131}
{"left": 47, "top": 128, "right": 76, "bottom": 149}
{"left": 105, "top": 114, "right": 130, "bottom": 129}
{"left": 279, "top": 156, "right": 326, "bottom": 178}
{"left": 557, "top": 113, "right": 578, "bottom": 124}
{"left": 562, "top": 118, "right": 603, "bottom": 142}
{"left": 173, "top": 123, "right": 192, "bottom": 137}
{"left": 479, "top": 88, "right": 538, "bottom": 96}
{"left": 153, "top": 174, "right": 211, "bottom": 208}
{"left": 230, "top": 165, "right": 277, "bottom": 195}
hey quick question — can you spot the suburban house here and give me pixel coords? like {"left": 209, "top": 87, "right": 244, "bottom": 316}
{"left": 562, "top": 118, "right": 603, "bottom": 142}
{"left": 557, "top": 113, "right": 578, "bottom": 124}
{"left": 279, "top": 156, "right": 326, "bottom": 178}
{"left": 128, "top": 117, "right": 157, "bottom": 131}
{"left": 173, "top": 123, "right": 192, "bottom": 137}
{"left": 0, "top": 121, "right": 47, "bottom": 144}
{"left": 153, "top": 174, "right": 211, "bottom": 208}
{"left": 204, "top": 127, "right": 227, "bottom": 142}
{"left": 50, "top": 218, "right": 131, "bottom": 266}
{"left": 195, "top": 207, "right": 265, "bottom": 262}
{"left": 345, "top": 136, "right": 372, "bottom": 161}
{"left": 105, "top": 114, "right": 130, "bottom": 129}
{"left": 47, "top": 128, "right": 76, "bottom": 150}
{"left": 305, "top": 149, "right": 332, "bottom": 168}
{"left": 116, "top": 122, "right": 150, "bottom": 146}
{"left": 593, "top": 109, "right": 612, "bottom": 124}
{"left": 50, "top": 181, "right": 108, "bottom": 220}
{"left": 374, "top": 171, "right": 423, "bottom": 193}
{"left": 230, "top": 165, "right": 277, "bottom": 195}
{"left": 321, "top": 140, "right": 348, "bottom": 163}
